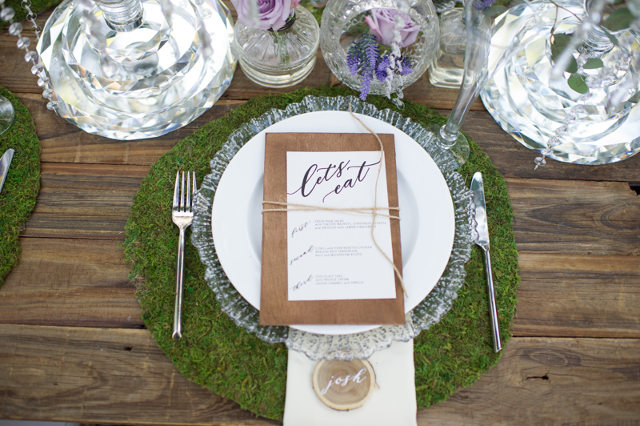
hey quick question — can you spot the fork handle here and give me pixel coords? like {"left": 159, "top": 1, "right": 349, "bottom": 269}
{"left": 483, "top": 247, "right": 502, "bottom": 352}
{"left": 172, "top": 226, "right": 186, "bottom": 339}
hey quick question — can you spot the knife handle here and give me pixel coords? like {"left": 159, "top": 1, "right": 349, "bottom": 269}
{"left": 483, "top": 248, "right": 502, "bottom": 352}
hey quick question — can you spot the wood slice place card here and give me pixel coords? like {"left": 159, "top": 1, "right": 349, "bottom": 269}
{"left": 312, "top": 359, "right": 376, "bottom": 411}
{"left": 259, "top": 132, "right": 405, "bottom": 325}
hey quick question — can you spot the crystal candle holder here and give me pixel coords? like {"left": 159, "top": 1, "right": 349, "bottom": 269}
{"left": 36, "top": 0, "right": 236, "bottom": 140}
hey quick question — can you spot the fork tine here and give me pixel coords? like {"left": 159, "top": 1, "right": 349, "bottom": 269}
{"left": 185, "top": 171, "right": 191, "bottom": 210}
{"left": 180, "top": 171, "right": 185, "bottom": 210}
{"left": 173, "top": 171, "right": 180, "bottom": 208}
{"left": 191, "top": 171, "right": 197, "bottom": 209}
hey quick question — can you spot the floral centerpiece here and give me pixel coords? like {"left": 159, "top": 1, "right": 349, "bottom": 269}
{"left": 347, "top": 9, "right": 420, "bottom": 100}
{"left": 320, "top": 0, "right": 440, "bottom": 103}
{"left": 230, "top": 0, "right": 320, "bottom": 87}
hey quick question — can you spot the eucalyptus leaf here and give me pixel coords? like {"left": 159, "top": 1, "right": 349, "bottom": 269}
{"left": 583, "top": 58, "right": 604, "bottom": 69}
{"left": 551, "top": 33, "right": 578, "bottom": 73}
{"left": 568, "top": 73, "right": 589, "bottom": 94}
{"left": 602, "top": 7, "right": 634, "bottom": 32}
{"left": 484, "top": 4, "right": 507, "bottom": 19}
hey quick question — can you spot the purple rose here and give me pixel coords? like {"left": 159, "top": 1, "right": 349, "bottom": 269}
{"left": 232, "top": 0, "right": 299, "bottom": 31}
{"left": 364, "top": 8, "right": 420, "bottom": 48}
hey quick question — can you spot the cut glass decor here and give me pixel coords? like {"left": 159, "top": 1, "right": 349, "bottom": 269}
{"left": 36, "top": 0, "right": 236, "bottom": 140}
{"left": 481, "top": 0, "right": 640, "bottom": 165}
{"left": 232, "top": 5, "right": 320, "bottom": 88}
{"left": 320, "top": 0, "right": 440, "bottom": 101}
{"left": 191, "top": 95, "right": 473, "bottom": 360}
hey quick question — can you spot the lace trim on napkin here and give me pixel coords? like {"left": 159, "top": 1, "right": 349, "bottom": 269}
{"left": 191, "top": 95, "right": 473, "bottom": 360}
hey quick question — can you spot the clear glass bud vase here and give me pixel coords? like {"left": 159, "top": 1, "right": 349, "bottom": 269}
{"left": 232, "top": 6, "right": 320, "bottom": 88}
{"left": 36, "top": 0, "right": 236, "bottom": 140}
{"left": 320, "top": 0, "right": 439, "bottom": 98}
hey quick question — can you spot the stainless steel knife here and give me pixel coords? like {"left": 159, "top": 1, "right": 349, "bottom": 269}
{"left": 471, "top": 172, "right": 502, "bottom": 352}
{"left": 0, "top": 148, "right": 14, "bottom": 194}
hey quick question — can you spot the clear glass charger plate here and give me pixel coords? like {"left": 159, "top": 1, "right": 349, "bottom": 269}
{"left": 191, "top": 95, "right": 473, "bottom": 360}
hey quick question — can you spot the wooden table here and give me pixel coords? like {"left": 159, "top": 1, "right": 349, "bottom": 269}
{"left": 1, "top": 11, "right": 639, "bottom": 424}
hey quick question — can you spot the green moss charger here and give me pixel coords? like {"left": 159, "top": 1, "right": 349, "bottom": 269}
{"left": 0, "top": 88, "right": 41, "bottom": 287}
{"left": 124, "top": 86, "right": 519, "bottom": 421}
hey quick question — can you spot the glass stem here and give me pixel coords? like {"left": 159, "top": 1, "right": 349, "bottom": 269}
{"left": 95, "top": 0, "right": 144, "bottom": 31}
{"left": 442, "top": 9, "right": 491, "bottom": 139}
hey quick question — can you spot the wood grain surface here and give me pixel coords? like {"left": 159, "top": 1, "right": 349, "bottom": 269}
{"left": 1, "top": 6, "right": 639, "bottom": 424}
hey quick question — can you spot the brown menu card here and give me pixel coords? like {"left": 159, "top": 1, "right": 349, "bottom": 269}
{"left": 259, "top": 132, "right": 404, "bottom": 326}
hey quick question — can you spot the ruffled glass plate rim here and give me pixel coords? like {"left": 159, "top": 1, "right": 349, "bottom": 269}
{"left": 191, "top": 95, "right": 473, "bottom": 360}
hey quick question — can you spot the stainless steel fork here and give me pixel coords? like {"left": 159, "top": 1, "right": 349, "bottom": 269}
{"left": 172, "top": 170, "right": 196, "bottom": 339}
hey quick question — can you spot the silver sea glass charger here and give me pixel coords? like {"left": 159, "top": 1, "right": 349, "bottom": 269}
{"left": 0, "top": 95, "right": 14, "bottom": 135}
{"left": 190, "top": 95, "right": 473, "bottom": 360}
{"left": 481, "top": 0, "right": 640, "bottom": 165}
{"left": 36, "top": 0, "right": 236, "bottom": 140}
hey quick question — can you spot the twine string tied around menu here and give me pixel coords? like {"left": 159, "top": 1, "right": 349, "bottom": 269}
{"left": 262, "top": 104, "right": 407, "bottom": 297}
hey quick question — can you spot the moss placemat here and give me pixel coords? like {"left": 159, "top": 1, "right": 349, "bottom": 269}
{"left": 0, "top": 88, "right": 40, "bottom": 287}
{"left": 124, "top": 86, "right": 519, "bottom": 421}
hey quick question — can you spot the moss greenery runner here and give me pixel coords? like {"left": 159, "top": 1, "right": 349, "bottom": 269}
{"left": 0, "top": 88, "right": 40, "bottom": 287}
{"left": 124, "top": 86, "right": 519, "bottom": 421}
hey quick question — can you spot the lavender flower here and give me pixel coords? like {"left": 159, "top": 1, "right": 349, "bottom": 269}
{"left": 346, "top": 32, "right": 414, "bottom": 100}
{"left": 400, "top": 56, "right": 412, "bottom": 75}
{"left": 375, "top": 55, "right": 391, "bottom": 81}
{"left": 473, "top": 0, "right": 495, "bottom": 11}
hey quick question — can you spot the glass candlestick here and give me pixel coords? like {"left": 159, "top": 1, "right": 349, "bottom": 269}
{"left": 36, "top": 0, "right": 236, "bottom": 140}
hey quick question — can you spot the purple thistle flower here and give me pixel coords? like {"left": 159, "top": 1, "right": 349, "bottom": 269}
{"left": 375, "top": 54, "right": 390, "bottom": 82}
{"left": 473, "top": 0, "right": 495, "bottom": 11}
{"left": 400, "top": 56, "right": 412, "bottom": 76}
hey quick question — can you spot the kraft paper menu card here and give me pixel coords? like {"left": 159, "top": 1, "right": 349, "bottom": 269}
{"left": 259, "top": 132, "right": 404, "bottom": 326}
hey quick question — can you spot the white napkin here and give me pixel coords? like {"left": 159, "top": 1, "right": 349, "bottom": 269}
{"left": 283, "top": 340, "right": 417, "bottom": 426}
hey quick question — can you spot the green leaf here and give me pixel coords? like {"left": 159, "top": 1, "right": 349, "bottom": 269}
{"left": 550, "top": 33, "right": 571, "bottom": 60}
{"left": 550, "top": 33, "right": 578, "bottom": 73}
{"left": 568, "top": 73, "right": 589, "bottom": 94}
{"left": 602, "top": 7, "right": 634, "bottom": 32}
{"left": 583, "top": 58, "right": 604, "bottom": 69}
{"left": 484, "top": 4, "right": 507, "bottom": 19}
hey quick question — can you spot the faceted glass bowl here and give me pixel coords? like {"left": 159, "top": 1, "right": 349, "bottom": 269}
{"left": 37, "top": 0, "right": 236, "bottom": 140}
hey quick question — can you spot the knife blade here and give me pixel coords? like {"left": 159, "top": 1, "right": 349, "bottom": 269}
{"left": 0, "top": 148, "right": 14, "bottom": 194}
{"left": 471, "top": 172, "right": 502, "bottom": 352}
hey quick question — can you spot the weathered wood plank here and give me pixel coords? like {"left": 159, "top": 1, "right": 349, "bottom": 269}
{"left": 508, "top": 177, "right": 640, "bottom": 256}
{"left": 22, "top": 163, "right": 148, "bottom": 239}
{"left": 0, "top": 324, "right": 274, "bottom": 425}
{"left": 3, "top": 236, "right": 638, "bottom": 338}
{"left": 0, "top": 238, "right": 143, "bottom": 328}
{"left": 419, "top": 337, "right": 640, "bottom": 424}
{"left": 513, "top": 253, "right": 640, "bottom": 338}
{"left": 0, "top": 325, "right": 638, "bottom": 424}
{"left": 14, "top": 94, "right": 640, "bottom": 184}
{"left": 462, "top": 110, "right": 640, "bottom": 183}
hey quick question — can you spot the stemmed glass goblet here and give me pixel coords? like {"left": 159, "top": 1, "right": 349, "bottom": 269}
{"left": 433, "top": 0, "right": 535, "bottom": 165}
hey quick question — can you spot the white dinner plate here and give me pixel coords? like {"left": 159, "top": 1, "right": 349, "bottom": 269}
{"left": 211, "top": 111, "right": 455, "bottom": 335}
